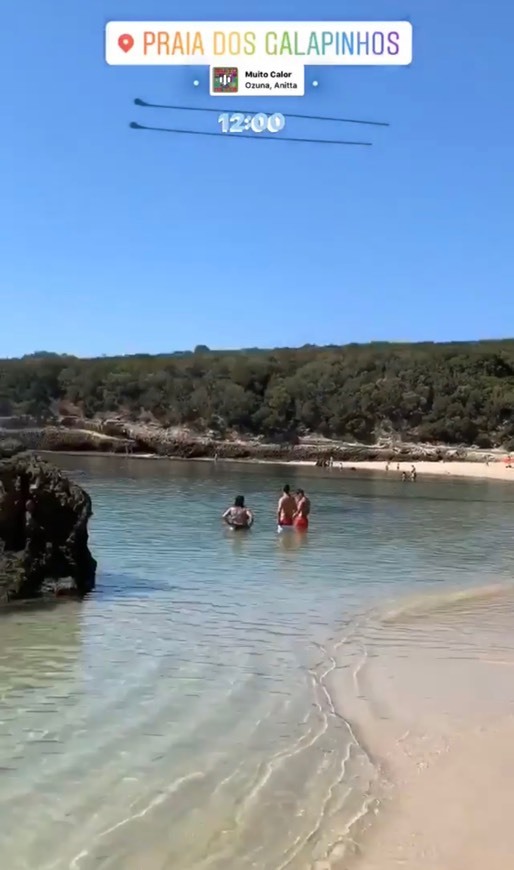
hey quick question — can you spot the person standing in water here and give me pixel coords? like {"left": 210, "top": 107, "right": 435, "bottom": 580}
{"left": 222, "top": 495, "right": 254, "bottom": 530}
{"left": 277, "top": 484, "right": 296, "bottom": 530}
{"left": 294, "top": 489, "right": 311, "bottom": 530}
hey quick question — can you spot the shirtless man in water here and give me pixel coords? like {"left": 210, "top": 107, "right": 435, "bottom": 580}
{"left": 277, "top": 484, "right": 296, "bottom": 530}
{"left": 294, "top": 489, "right": 311, "bottom": 530}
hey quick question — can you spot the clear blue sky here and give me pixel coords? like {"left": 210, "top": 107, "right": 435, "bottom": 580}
{"left": 1, "top": 0, "right": 513, "bottom": 357}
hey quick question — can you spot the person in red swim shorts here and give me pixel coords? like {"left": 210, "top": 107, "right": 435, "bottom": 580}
{"left": 293, "top": 488, "right": 310, "bottom": 530}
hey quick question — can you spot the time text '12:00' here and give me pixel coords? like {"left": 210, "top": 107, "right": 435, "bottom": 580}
{"left": 218, "top": 113, "right": 286, "bottom": 134}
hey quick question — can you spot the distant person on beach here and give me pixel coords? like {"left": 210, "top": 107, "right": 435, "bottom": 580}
{"left": 277, "top": 484, "right": 296, "bottom": 529}
{"left": 410, "top": 465, "right": 417, "bottom": 481}
{"left": 294, "top": 489, "right": 310, "bottom": 530}
{"left": 222, "top": 495, "right": 253, "bottom": 530}
{"left": 401, "top": 471, "right": 408, "bottom": 481}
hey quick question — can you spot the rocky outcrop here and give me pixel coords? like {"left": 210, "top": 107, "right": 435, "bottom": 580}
{"left": 0, "top": 452, "right": 97, "bottom": 604}
{"left": 54, "top": 422, "right": 493, "bottom": 463}
{"left": 0, "top": 418, "right": 499, "bottom": 464}
{"left": 31, "top": 419, "right": 464, "bottom": 462}
{"left": 0, "top": 427, "right": 133, "bottom": 453}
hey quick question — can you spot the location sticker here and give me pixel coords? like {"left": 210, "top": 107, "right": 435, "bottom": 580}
{"left": 118, "top": 33, "right": 134, "bottom": 53}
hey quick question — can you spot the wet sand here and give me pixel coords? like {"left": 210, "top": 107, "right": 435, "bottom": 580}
{"left": 330, "top": 584, "right": 514, "bottom": 870}
{"left": 354, "top": 718, "right": 514, "bottom": 870}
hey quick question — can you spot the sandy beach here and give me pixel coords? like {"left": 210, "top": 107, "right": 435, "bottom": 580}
{"left": 330, "top": 583, "right": 514, "bottom": 870}
{"left": 275, "top": 456, "right": 514, "bottom": 483}
{"left": 341, "top": 458, "right": 514, "bottom": 482}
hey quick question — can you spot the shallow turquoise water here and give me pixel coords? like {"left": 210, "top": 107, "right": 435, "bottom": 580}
{"left": 1, "top": 458, "right": 514, "bottom": 869}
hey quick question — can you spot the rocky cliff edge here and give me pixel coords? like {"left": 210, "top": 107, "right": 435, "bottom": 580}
{"left": 0, "top": 448, "right": 97, "bottom": 603}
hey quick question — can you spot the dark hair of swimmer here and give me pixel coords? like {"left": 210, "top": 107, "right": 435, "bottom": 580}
{"left": 296, "top": 489, "right": 304, "bottom": 496}
{"left": 234, "top": 495, "right": 245, "bottom": 507}
{"left": 283, "top": 484, "right": 290, "bottom": 494}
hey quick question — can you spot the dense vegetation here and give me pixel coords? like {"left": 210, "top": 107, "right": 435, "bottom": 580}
{"left": 2, "top": 340, "right": 514, "bottom": 448}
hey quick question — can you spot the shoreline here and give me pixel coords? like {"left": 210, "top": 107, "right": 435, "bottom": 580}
{"left": 336, "top": 583, "right": 514, "bottom": 870}
{"left": 38, "top": 450, "right": 514, "bottom": 483}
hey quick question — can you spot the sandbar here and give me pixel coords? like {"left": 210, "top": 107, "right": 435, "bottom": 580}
{"left": 331, "top": 584, "right": 514, "bottom": 870}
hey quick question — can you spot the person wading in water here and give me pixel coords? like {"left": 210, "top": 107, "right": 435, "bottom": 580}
{"left": 293, "top": 489, "right": 311, "bottom": 530}
{"left": 277, "top": 484, "right": 296, "bottom": 531}
{"left": 222, "top": 495, "right": 254, "bottom": 530}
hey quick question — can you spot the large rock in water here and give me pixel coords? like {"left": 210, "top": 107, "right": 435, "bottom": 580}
{"left": 0, "top": 452, "right": 97, "bottom": 603}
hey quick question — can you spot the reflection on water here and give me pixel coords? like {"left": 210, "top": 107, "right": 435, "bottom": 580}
{"left": 1, "top": 457, "right": 514, "bottom": 869}
{"left": 277, "top": 530, "right": 309, "bottom": 553}
{"left": 0, "top": 602, "right": 81, "bottom": 736}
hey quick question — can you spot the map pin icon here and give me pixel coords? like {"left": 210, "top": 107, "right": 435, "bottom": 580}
{"left": 118, "top": 33, "right": 134, "bottom": 53}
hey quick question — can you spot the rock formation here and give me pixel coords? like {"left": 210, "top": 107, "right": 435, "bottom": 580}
{"left": 0, "top": 450, "right": 97, "bottom": 603}
{"left": 0, "top": 418, "right": 498, "bottom": 464}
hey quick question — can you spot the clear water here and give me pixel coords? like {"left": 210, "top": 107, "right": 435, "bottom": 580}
{"left": 1, "top": 458, "right": 514, "bottom": 870}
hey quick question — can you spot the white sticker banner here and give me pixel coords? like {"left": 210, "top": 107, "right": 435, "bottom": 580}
{"left": 105, "top": 21, "right": 412, "bottom": 66}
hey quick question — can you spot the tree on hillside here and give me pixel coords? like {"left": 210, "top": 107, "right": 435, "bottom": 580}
{"left": 1, "top": 339, "right": 514, "bottom": 447}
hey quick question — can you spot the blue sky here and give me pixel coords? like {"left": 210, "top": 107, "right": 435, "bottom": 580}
{"left": 1, "top": 0, "right": 513, "bottom": 357}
